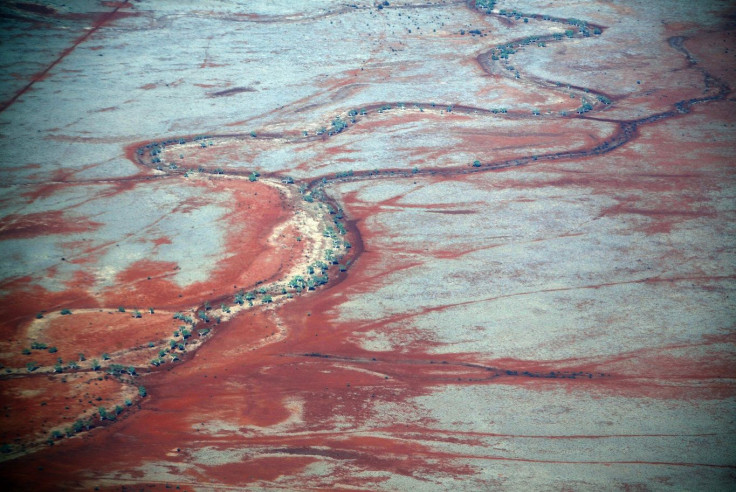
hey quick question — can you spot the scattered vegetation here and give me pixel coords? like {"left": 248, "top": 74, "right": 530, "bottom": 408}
{"left": 330, "top": 117, "right": 348, "bottom": 135}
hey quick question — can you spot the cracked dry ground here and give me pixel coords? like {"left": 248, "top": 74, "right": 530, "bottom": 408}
{"left": 0, "top": 0, "right": 735, "bottom": 490}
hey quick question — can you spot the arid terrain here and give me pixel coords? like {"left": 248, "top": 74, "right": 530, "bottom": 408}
{"left": 0, "top": 0, "right": 734, "bottom": 490}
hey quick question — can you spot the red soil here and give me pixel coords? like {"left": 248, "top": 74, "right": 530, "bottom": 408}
{"left": 1, "top": 3, "right": 735, "bottom": 490}
{"left": 100, "top": 179, "right": 301, "bottom": 310}
{"left": 0, "top": 211, "right": 102, "bottom": 240}
{"left": 3, "top": 310, "right": 179, "bottom": 369}
{"left": 0, "top": 176, "right": 300, "bottom": 332}
{"left": 0, "top": 175, "right": 307, "bottom": 472}
{"left": 0, "top": 373, "right": 130, "bottom": 447}
{"left": 0, "top": 278, "right": 99, "bottom": 339}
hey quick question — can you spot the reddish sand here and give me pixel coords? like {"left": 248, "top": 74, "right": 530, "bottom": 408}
{"left": 0, "top": 310, "right": 180, "bottom": 370}
{"left": 0, "top": 174, "right": 309, "bottom": 465}
{"left": 1, "top": 2, "right": 734, "bottom": 490}
{"left": 0, "top": 373, "right": 131, "bottom": 450}
{"left": 100, "top": 178, "right": 300, "bottom": 309}
{"left": 0, "top": 177, "right": 298, "bottom": 337}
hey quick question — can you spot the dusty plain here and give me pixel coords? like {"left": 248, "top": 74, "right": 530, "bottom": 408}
{"left": 0, "top": 0, "right": 734, "bottom": 490}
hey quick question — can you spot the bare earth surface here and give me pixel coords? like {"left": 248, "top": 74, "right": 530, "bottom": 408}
{"left": 0, "top": 0, "right": 734, "bottom": 490}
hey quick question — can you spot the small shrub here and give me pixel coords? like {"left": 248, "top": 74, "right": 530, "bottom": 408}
{"left": 60, "top": 309, "right": 72, "bottom": 315}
